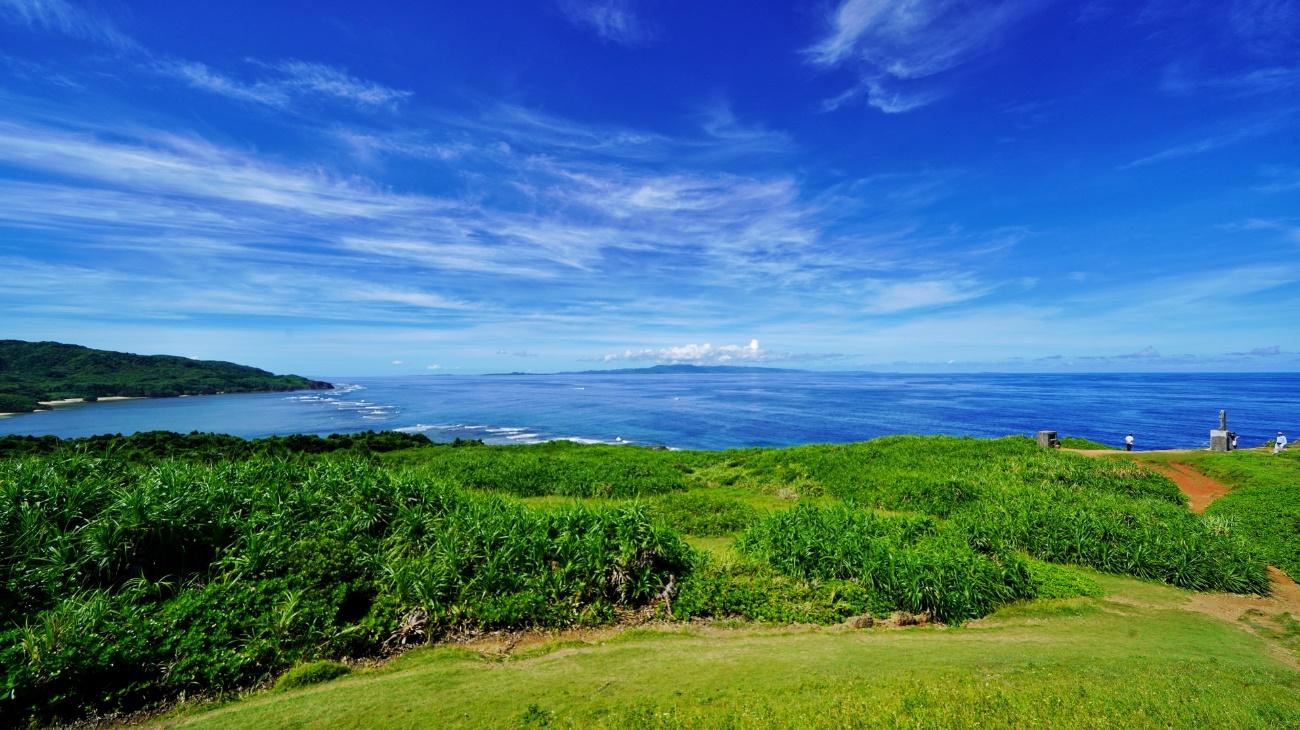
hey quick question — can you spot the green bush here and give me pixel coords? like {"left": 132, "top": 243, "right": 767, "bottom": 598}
{"left": 671, "top": 554, "right": 881, "bottom": 624}
{"left": 274, "top": 660, "right": 351, "bottom": 692}
{"left": 1025, "top": 559, "right": 1103, "bottom": 599}
{"left": 1198, "top": 451, "right": 1300, "bottom": 580}
{"left": 0, "top": 430, "right": 439, "bottom": 460}
{"left": 952, "top": 486, "right": 1268, "bottom": 593}
{"left": 396, "top": 441, "right": 690, "bottom": 498}
{"left": 647, "top": 492, "right": 760, "bottom": 536}
{"left": 736, "top": 504, "right": 1035, "bottom": 623}
{"left": 0, "top": 453, "right": 691, "bottom": 723}
{"left": 0, "top": 393, "right": 40, "bottom": 413}
{"left": 1058, "top": 436, "right": 1116, "bottom": 450}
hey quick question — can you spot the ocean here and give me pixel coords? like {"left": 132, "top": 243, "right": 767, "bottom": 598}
{"left": 1, "top": 372, "right": 1295, "bottom": 451}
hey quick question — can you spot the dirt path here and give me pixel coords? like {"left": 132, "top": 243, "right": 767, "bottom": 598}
{"left": 1147, "top": 462, "right": 1233, "bottom": 513}
{"left": 1187, "top": 567, "right": 1300, "bottom": 669}
{"left": 1064, "top": 449, "right": 1232, "bottom": 513}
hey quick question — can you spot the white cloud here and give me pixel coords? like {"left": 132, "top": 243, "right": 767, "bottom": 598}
{"left": 266, "top": 60, "right": 412, "bottom": 107}
{"left": 600, "top": 339, "right": 845, "bottom": 364}
{"left": 1255, "top": 165, "right": 1300, "bottom": 193}
{"left": 1119, "top": 119, "right": 1282, "bottom": 169}
{"left": 862, "top": 277, "right": 990, "bottom": 314}
{"left": 603, "top": 339, "right": 763, "bottom": 364}
{"left": 805, "top": 0, "right": 1041, "bottom": 113}
{"left": 0, "top": 121, "right": 432, "bottom": 218}
{"left": 391, "top": 360, "right": 404, "bottom": 366}
{"left": 1161, "top": 62, "right": 1300, "bottom": 97}
{"left": 350, "top": 287, "right": 474, "bottom": 311}
{"left": 157, "top": 58, "right": 410, "bottom": 111}
{"left": 160, "top": 60, "right": 289, "bottom": 107}
{"left": 1219, "top": 218, "right": 1300, "bottom": 243}
{"left": 558, "top": 0, "right": 647, "bottom": 45}
{"left": 425, "top": 364, "right": 441, "bottom": 370}
{"left": 0, "top": 0, "right": 137, "bottom": 49}
{"left": 806, "top": 0, "right": 1040, "bottom": 112}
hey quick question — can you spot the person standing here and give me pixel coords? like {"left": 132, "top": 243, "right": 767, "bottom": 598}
{"left": 1124, "top": 433, "right": 1134, "bottom": 452}
{"left": 1276, "top": 432, "right": 1289, "bottom": 454}
{"left": 1230, "top": 432, "right": 1238, "bottom": 450}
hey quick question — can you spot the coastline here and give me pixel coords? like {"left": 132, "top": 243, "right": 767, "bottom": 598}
{"left": 38, "top": 396, "right": 147, "bottom": 406}
{"left": 1, "top": 396, "right": 151, "bottom": 419}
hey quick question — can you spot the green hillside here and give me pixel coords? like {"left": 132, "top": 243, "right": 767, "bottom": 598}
{"left": 3, "top": 434, "right": 1294, "bottom": 726}
{"left": 0, "top": 340, "right": 331, "bottom": 412}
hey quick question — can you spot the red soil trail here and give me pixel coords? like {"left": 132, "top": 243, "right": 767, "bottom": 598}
{"left": 1147, "top": 462, "right": 1233, "bottom": 513}
{"left": 1065, "top": 449, "right": 1232, "bottom": 513}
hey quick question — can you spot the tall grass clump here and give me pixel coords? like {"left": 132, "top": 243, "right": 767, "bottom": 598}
{"left": 705, "top": 436, "right": 1181, "bottom": 515}
{"left": 736, "top": 504, "right": 1035, "bottom": 623}
{"left": 1197, "top": 450, "right": 1300, "bottom": 580}
{"left": 952, "top": 486, "right": 1269, "bottom": 594}
{"left": 647, "top": 492, "right": 760, "bottom": 536}
{"left": 0, "top": 451, "right": 690, "bottom": 724}
{"left": 391, "top": 440, "right": 690, "bottom": 497}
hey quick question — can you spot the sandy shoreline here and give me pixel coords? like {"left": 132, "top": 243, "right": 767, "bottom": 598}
{"left": 36, "top": 396, "right": 147, "bottom": 407}
{"left": 0, "top": 396, "right": 152, "bottom": 418}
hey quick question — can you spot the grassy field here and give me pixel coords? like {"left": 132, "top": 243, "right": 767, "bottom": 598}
{"left": 151, "top": 575, "right": 1300, "bottom": 729}
{"left": 1115, "top": 447, "right": 1300, "bottom": 579}
{"left": 1, "top": 433, "right": 1295, "bottom": 727}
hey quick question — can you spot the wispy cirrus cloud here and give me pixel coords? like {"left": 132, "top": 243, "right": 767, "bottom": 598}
{"left": 558, "top": 0, "right": 647, "bottom": 45}
{"left": 1254, "top": 164, "right": 1300, "bottom": 193}
{"left": 1118, "top": 118, "right": 1283, "bottom": 169}
{"left": 1161, "top": 62, "right": 1300, "bottom": 98}
{"left": 861, "top": 277, "right": 991, "bottom": 314}
{"left": 157, "top": 58, "right": 411, "bottom": 110}
{"left": 805, "top": 0, "right": 1044, "bottom": 113}
{"left": 0, "top": 0, "right": 137, "bottom": 49}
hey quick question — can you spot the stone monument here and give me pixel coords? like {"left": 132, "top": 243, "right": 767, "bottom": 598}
{"left": 1209, "top": 409, "right": 1229, "bottom": 452}
{"left": 1036, "top": 430, "right": 1059, "bottom": 449}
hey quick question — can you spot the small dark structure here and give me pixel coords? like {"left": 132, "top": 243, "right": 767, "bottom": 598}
{"left": 1036, "top": 430, "right": 1060, "bottom": 449}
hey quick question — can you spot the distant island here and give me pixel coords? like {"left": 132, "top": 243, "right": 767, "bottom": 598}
{"left": 0, "top": 340, "right": 332, "bottom": 414}
{"left": 487, "top": 364, "right": 806, "bottom": 376}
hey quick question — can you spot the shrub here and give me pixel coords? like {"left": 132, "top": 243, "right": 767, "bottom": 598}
{"left": 398, "top": 441, "right": 690, "bottom": 498}
{"left": 671, "top": 554, "right": 881, "bottom": 624}
{"left": 274, "top": 660, "right": 351, "bottom": 692}
{"left": 0, "top": 393, "right": 40, "bottom": 413}
{"left": 647, "top": 492, "right": 760, "bottom": 536}
{"left": 737, "top": 505, "right": 1035, "bottom": 623}
{"left": 952, "top": 486, "right": 1268, "bottom": 594}
{"left": 0, "top": 453, "right": 691, "bottom": 723}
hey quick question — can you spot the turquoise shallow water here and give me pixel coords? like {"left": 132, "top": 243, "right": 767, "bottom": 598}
{"left": 0, "top": 372, "right": 1296, "bottom": 451}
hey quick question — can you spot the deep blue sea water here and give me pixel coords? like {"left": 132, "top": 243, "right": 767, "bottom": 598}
{"left": 1, "top": 372, "right": 1296, "bottom": 451}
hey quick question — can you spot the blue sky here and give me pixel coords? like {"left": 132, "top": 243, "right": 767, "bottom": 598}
{"left": 1, "top": 0, "right": 1298, "bottom": 375}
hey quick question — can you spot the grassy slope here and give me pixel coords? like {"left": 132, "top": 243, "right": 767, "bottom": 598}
{"left": 154, "top": 575, "right": 1300, "bottom": 729}
{"left": 155, "top": 441, "right": 1299, "bottom": 729}
{"left": 6, "top": 435, "right": 1294, "bottom": 726}
{"left": 1123, "top": 448, "right": 1300, "bottom": 580}
{"left": 0, "top": 340, "right": 329, "bottom": 411}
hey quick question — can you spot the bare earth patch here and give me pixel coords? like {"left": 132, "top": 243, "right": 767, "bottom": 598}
{"left": 1148, "top": 461, "right": 1233, "bottom": 513}
{"left": 1187, "top": 567, "right": 1300, "bottom": 669}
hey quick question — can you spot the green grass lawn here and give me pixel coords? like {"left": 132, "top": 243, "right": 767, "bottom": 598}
{"left": 152, "top": 575, "right": 1299, "bottom": 729}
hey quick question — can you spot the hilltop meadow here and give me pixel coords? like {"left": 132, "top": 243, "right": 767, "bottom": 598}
{"left": 0, "top": 432, "right": 1296, "bottom": 728}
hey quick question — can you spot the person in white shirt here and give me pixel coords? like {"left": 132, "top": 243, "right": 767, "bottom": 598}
{"left": 1124, "top": 433, "right": 1134, "bottom": 452}
{"left": 1276, "top": 432, "right": 1289, "bottom": 454}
